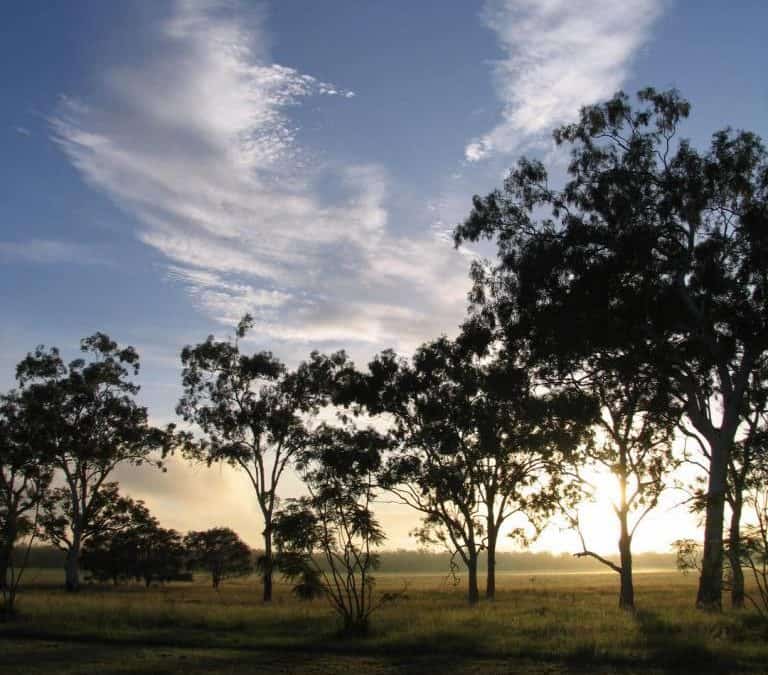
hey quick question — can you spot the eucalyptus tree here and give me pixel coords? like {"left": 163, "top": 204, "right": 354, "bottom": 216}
{"left": 81, "top": 500, "right": 185, "bottom": 587}
{"left": 177, "top": 315, "right": 329, "bottom": 602}
{"left": 15, "top": 334, "right": 171, "bottom": 591}
{"left": 559, "top": 358, "right": 679, "bottom": 610}
{"left": 723, "top": 368, "right": 768, "bottom": 608}
{"left": 455, "top": 88, "right": 768, "bottom": 609}
{"left": 355, "top": 328, "right": 590, "bottom": 603}
{"left": 184, "top": 527, "right": 252, "bottom": 589}
{"left": 0, "top": 391, "right": 52, "bottom": 592}
{"left": 40, "top": 482, "right": 148, "bottom": 586}
{"left": 273, "top": 422, "right": 387, "bottom": 634}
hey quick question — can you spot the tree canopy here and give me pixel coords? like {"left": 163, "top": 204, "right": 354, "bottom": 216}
{"left": 455, "top": 87, "right": 768, "bottom": 608}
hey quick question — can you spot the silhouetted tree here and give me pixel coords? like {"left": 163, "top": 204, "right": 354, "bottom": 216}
{"left": 184, "top": 527, "right": 252, "bottom": 589}
{"left": 351, "top": 331, "right": 589, "bottom": 604}
{"left": 559, "top": 359, "right": 678, "bottom": 610}
{"left": 40, "top": 482, "right": 141, "bottom": 585}
{"left": 82, "top": 500, "right": 185, "bottom": 587}
{"left": 455, "top": 88, "right": 768, "bottom": 609}
{"left": 178, "top": 316, "right": 329, "bottom": 601}
{"left": 678, "top": 457, "right": 768, "bottom": 618}
{"left": 14, "top": 335, "right": 171, "bottom": 591}
{"left": 0, "top": 391, "right": 52, "bottom": 594}
{"left": 737, "top": 460, "right": 768, "bottom": 617}
{"left": 725, "top": 367, "right": 768, "bottom": 608}
{"left": 273, "top": 423, "right": 388, "bottom": 635}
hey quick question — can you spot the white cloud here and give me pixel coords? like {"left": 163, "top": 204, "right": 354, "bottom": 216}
{"left": 52, "top": 0, "right": 471, "bottom": 355}
{"left": 465, "top": 0, "right": 664, "bottom": 161}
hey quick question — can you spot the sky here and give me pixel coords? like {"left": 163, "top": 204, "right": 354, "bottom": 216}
{"left": 1, "top": 0, "right": 767, "bottom": 555}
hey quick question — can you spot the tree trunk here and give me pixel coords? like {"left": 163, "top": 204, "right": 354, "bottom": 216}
{"left": 696, "top": 438, "right": 728, "bottom": 610}
{"left": 728, "top": 491, "right": 745, "bottom": 609}
{"left": 0, "top": 521, "right": 16, "bottom": 590}
{"left": 262, "top": 525, "right": 273, "bottom": 603}
{"left": 65, "top": 541, "right": 81, "bottom": 592}
{"left": 486, "top": 528, "right": 497, "bottom": 600}
{"left": 618, "top": 515, "right": 634, "bottom": 611}
{"left": 467, "top": 552, "right": 479, "bottom": 605}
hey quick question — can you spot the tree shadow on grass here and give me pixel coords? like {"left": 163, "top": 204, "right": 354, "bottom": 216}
{"left": 634, "top": 610, "right": 741, "bottom": 674}
{"left": 0, "top": 638, "right": 564, "bottom": 675}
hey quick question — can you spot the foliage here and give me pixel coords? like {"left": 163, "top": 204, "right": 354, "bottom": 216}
{"left": 347, "top": 328, "right": 592, "bottom": 603}
{"left": 184, "top": 527, "right": 252, "bottom": 589}
{"left": 177, "top": 315, "right": 334, "bottom": 601}
{"left": 273, "top": 423, "right": 390, "bottom": 635}
{"left": 559, "top": 361, "right": 679, "bottom": 609}
{"left": 0, "top": 391, "right": 53, "bottom": 609}
{"left": 81, "top": 499, "right": 186, "bottom": 586}
{"left": 40, "top": 483, "right": 140, "bottom": 563}
{"left": 14, "top": 333, "right": 172, "bottom": 590}
{"left": 454, "top": 87, "right": 768, "bottom": 608}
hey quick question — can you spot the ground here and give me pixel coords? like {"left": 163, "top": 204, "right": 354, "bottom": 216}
{"left": 1, "top": 570, "right": 766, "bottom": 674}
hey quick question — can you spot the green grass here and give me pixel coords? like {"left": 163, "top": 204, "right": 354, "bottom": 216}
{"left": 2, "top": 571, "right": 767, "bottom": 673}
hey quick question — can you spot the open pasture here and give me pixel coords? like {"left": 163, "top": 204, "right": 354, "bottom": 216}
{"left": 2, "top": 571, "right": 767, "bottom": 674}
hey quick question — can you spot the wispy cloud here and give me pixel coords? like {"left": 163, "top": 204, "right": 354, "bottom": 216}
{"left": 52, "top": 0, "right": 470, "bottom": 353}
{"left": 15, "top": 126, "right": 31, "bottom": 136}
{"left": 0, "top": 239, "right": 109, "bottom": 265}
{"left": 465, "top": 0, "right": 664, "bottom": 161}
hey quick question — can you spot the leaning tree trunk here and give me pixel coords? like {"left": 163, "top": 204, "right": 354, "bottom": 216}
{"left": 65, "top": 537, "right": 81, "bottom": 592}
{"left": 262, "top": 524, "right": 273, "bottom": 603}
{"left": 728, "top": 491, "right": 745, "bottom": 609}
{"left": 617, "top": 512, "right": 635, "bottom": 611}
{"left": 697, "top": 438, "right": 729, "bottom": 610}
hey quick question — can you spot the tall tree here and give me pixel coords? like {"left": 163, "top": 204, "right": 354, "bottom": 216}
{"left": 705, "top": 365, "right": 768, "bottom": 609}
{"left": 0, "top": 392, "right": 52, "bottom": 591}
{"left": 354, "top": 330, "right": 588, "bottom": 603}
{"left": 15, "top": 334, "right": 171, "bottom": 591}
{"left": 40, "top": 482, "right": 145, "bottom": 586}
{"left": 184, "top": 527, "right": 252, "bottom": 589}
{"left": 177, "top": 315, "right": 324, "bottom": 602}
{"left": 455, "top": 88, "right": 768, "bottom": 609}
{"left": 560, "top": 359, "right": 678, "bottom": 610}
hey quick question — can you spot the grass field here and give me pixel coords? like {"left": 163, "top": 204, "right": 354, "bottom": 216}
{"left": 2, "top": 570, "right": 767, "bottom": 674}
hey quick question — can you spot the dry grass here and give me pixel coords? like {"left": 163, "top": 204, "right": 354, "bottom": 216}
{"left": 1, "top": 570, "right": 766, "bottom": 673}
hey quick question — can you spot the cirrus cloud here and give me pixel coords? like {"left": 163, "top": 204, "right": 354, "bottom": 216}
{"left": 465, "top": 0, "right": 665, "bottom": 161}
{"left": 52, "top": 0, "right": 472, "bottom": 355}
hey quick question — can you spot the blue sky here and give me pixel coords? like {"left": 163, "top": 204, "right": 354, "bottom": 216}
{"left": 2, "top": 0, "right": 767, "bottom": 551}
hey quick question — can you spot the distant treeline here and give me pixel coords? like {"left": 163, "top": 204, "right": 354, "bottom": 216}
{"left": 20, "top": 546, "right": 676, "bottom": 574}
{"left": 373, "top": 550, "right": 676, "bottom": 573}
